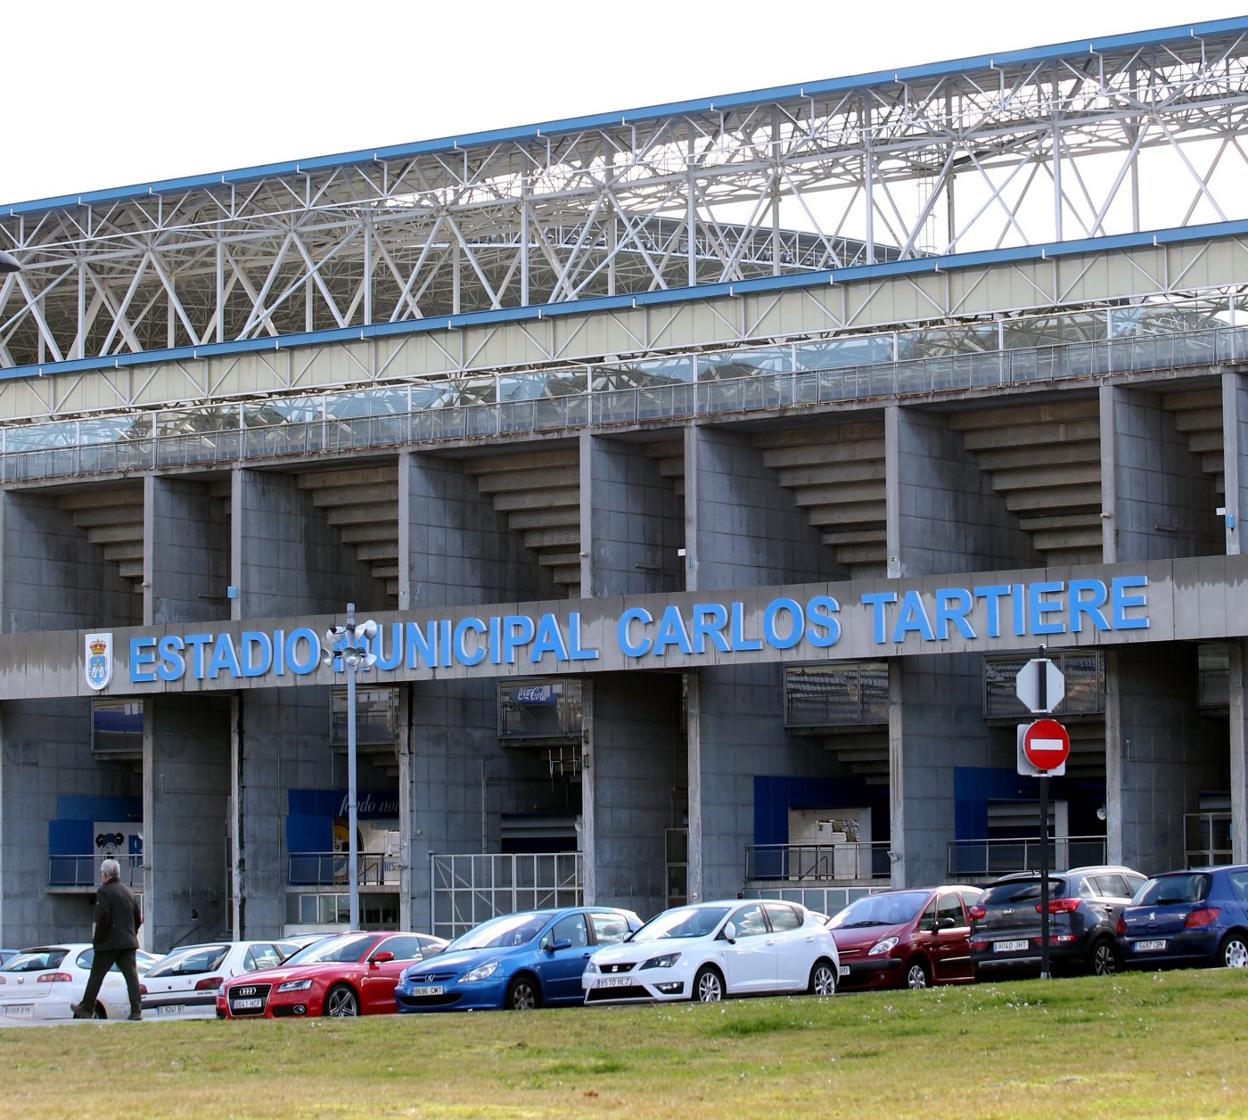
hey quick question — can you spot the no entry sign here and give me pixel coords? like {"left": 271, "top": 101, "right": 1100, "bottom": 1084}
{"left": 1021, "top": 717, "right": 1070, "bottom": 775}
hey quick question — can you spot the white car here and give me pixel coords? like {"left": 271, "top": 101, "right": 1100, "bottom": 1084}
{"left": 141, "top": 940, "right": 300, "bottom": 1019}
{"left": 583, "top": 898, "right": 840, "bottom": 1004}
{"left": 0, "top": 944, "right": 159, "bottom": 1021}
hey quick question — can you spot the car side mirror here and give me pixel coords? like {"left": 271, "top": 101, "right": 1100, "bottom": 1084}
{"left": 547, "top": 938, "right": 572, "bottom": 953}
{"left": 369, "top": 951, "right": 394, "bottom": 967}
{"left": 938, "top": 917, "right": 957, "bottom": 930}
{"left": 722, "top": 921, "right": 737, "bottom": 943}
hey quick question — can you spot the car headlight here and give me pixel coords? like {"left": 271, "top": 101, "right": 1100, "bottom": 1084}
{"left": 585, "top": 959, "right": 599, "bottom": 974}
{"left": 276, "top": 979, "right": 314, "bottom": 992}
{"left": 641, "top": 952, "right": 681, "bottom": 970}
{"left": 461, "top": 960, "right": 500, "bottom": 983}
{"left": 867, "top": 936, "right": 899, "bottom": 956}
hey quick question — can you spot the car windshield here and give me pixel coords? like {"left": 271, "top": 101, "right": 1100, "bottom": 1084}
{"left": 2, "top": 949, "right": 69, "bottom": 972}
{"left": 630, "top": 906, "right": 731, "bottom": 942}
{"left": 447, "top": 914, "right": 549, "bottom": 951}
{"left": 145, "top": 944, "right": 230, "bottom": 977}
{"left": 279, "top": 934, "right": 377, "bottom": 966}
{"left": 827, "top": 891, "right": 929, "bottom": 929}
{"left": 1135, "top": 873, "right": 1210, "bottom": 906}
{"left": 982, "top": 878, "right": 1067, "bottom": 905}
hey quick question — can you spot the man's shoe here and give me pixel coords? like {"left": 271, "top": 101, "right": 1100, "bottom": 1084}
{"left": 127, "top": 1012, "right": 142, "bottom": 1021}
{"left": 70, "top": 1002, "right": 88, "bottom": 1019}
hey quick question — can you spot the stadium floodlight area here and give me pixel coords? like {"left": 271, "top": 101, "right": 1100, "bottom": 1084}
{"left": 1, "top": 18, "right": 1247, "bottom": 373}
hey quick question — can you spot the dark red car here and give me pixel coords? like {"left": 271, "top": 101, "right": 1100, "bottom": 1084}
{"left": 826, "top": 885, "right": 983, "bottom": 990}
{"left": 217, "top": 931, "right": 445, "bottom": 1019}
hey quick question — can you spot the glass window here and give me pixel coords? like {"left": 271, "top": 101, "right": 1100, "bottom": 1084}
{"left": 374, "top": 936, "right": 426, "bottom": 962}
{"left": 145, "top": 945, "right": 230, "bottom": 977}
{"left": 937, "top": 894, "right": 965, "bottom": 926}
{"left": 498, "top": 679, "right": 583, "bottom": 741}
{"left": 1227, "top": 871, "right": 1248, "bottom": 903}
{"left": 730, "top": 903, "right": 768, "bottom": 939}
{"left": 827, "top": 891, "right": 929, "bottom": 929}
{"left": 784, "top": 662, "right": 889, "bottom": 727}
{"left": 91, "top": 701, "right": 144, "bottom": 757}
{"left": 1137, "top": 873, "right": 1210, "bottom": 906}
{"left": 764, "top": 903, "right": 802, "bottom": 932}
{"left": 631, "top": 905, "right": 731, "bottom": 942}
{"left": 330, "top": 688, "right": 398, "bottom": 747}
{"left": 280, "top": 933, "right": 375, "bottom": 967}
{"left": 548, "top": 914, "right": 588, "bottom": 949}
{"left": 245, "top": 944, "right": 283, "bottom": 972}
{"left": 1093, "top": 874, "right": 1131, "bottom": 900}
{"left": 589, "top": 912, "right": 631, "bottom": 945}
{"left": 447, "top": 913, "right": 548, "bottom": 951}
{"left": 981, "top": 878, "right": 1067, "bottom": 906}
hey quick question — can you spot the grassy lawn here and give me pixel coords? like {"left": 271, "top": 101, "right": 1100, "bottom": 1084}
{"left": 2, "top": 969, "right": 1245, "bottom": 1119}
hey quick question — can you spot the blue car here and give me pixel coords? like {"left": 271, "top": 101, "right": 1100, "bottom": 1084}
{"left": 1118, "top": 865, "right": 1248, "bottom": 969}
{"left": 395, "top": 906, "right": 641, "bottom": 1012}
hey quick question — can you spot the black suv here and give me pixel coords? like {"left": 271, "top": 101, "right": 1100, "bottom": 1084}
{"left": 969, "top": 865, "right": 1146, "bottom": 978}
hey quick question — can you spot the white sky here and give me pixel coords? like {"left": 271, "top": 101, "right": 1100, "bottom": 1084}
{"left": 4, "top": 0, "right": 1247, "bottom": 205}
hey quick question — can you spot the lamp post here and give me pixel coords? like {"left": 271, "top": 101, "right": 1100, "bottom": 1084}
{"left": 324, "top": 604, "right": 377, "bottom": 930}
{"left": 0, "top": 250, "right": 19, "bottom": 274}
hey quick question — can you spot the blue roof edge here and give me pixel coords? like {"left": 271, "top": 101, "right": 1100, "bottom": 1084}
{"left": 4, "top": 17, "right": 1248, "bottom": 217}
{"left": 1, "top": 219, "right": 1242, "bottom": 388}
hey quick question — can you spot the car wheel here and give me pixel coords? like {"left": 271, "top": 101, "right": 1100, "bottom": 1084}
{"left": 693, "top": 965, "right": 724, "bottom": 1002}
{"left": 1089, "top": 938, "right": 1119, "bottom": 976}
{"left": 505, "top": 975, "right": 540, "bottom": 1010}
{"left": 807, "top": 959, "right": 836, "bottom": 996}
{"left": 1221, "top": 934, "right": 1248, "bottom": 969}
{"left": 324, "top": 985, "right": 359, "bottom": 1017}
{"left": 904, "top": 960, "right": 930, "bottom": 990}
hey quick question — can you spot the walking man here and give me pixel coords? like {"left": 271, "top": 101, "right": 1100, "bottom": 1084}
{"left": 72, "top": 858, "right": 143, "bottom": 1021}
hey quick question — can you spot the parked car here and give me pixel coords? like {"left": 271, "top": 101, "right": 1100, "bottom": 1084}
{"left": 217, "top": 931, "right": 446, "bottom": 1019}
{"left": 969, "top": 865, "right": 1146, "bottom": 978}
{"left": 0, "top": 950, "right": 18, "bottom": 966}
{"left": 141, "top": 939, "right": 300, "bottom": 1019}
{"left": 0, "top": 944, "right": 159, "bottom": 1021}
{"left": 396, "top": 906, "right": 642, "bottom": 1013}
{"left": 1118, "top": 865, "right": 1248, "bottom": 970}
{"left": 584, "top": 898, "right": 839, "bottom": 1004}
{"left": 827, "top": 885, "right": 983, "bottom": 990}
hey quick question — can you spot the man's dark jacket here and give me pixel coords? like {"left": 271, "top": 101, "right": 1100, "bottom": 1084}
{"left": 92, "top": 876, "right": 142, "bottom": 950}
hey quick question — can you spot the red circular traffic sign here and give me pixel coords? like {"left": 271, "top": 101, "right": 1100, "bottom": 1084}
{"left": 1022, "top": 718, "right": 1070, "bottom": 772}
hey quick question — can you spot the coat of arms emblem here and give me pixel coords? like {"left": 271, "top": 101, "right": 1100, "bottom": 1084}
{"left": 84, "top": 632, "right": 113, "bottom": 691}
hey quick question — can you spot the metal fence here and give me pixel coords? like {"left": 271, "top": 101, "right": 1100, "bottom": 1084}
{"left": 745, "top": 841, "right": 892, "bottom": 883}
{"left": 49, "top": 853, "right": 143, "bottom": 888}
{"left": 286, "top": 851, "right": 396, "bottom": 887}
{"left": 946, "top": 835, "right": 1108, "bottom": 880}
{"left": 4, "top": 324, "right": 1246, "bottom": 484}
{"left": 429, "top": 851, "right": 583, "bottom": 941}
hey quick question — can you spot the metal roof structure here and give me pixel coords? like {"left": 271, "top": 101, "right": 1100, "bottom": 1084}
{"left": 2, "top": 17, "right": 1247, "bottom": 378}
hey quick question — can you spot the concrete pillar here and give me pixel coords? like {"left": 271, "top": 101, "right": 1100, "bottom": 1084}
{"left": 1230, "top": 642, "right": 1248, "bottom": 864}
{"left": 231, "top": 467, "right": 389, "bottom": 620}
{"left": 886, "top": 404, "right": 1039, "bottom": 577}
{"left": 583, "top": 673, "right": 683, "bottom": 917}
{"left": 1222, "top": 372, "right": 1248, "bottom": 556}
{"left": 580, "top": 433, "right": 683, "bottom": 597}
{"left": 398, "top": 450, "right": 549, "bottom": 610}
{"left": 889, "top": 654, "right": 1002, "bottom": 888}
{"left": 1106, "top": 645, "right": 1226, "bottom": 874}
{"left": 145, "top": 476, "right": 230, "bottom": 625}
{"left": 1100, "top": 383, "right": 1219, "bottom": 563}
{"left": 684, "top": 425, "right": 840, "bottom": 592}
{"left": 144, "top": 695, "right": 231, "bottom": 951}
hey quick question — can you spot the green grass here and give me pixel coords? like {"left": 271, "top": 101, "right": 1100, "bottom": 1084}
{"left": 2, "top": 969, "right": 1246, "bottom": 1119}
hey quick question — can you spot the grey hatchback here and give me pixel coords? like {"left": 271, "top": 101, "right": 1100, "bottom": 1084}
{"left": 969, "top": 865, "right": 1146, "bottom": 978}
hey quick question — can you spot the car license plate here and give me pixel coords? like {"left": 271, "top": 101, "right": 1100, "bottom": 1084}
{"left": 231, "top": 997, "right": 263, "bottom": 1010}
{"left": 595, "top": 976, "right": 634, "bottom": 989}
{"left": 405, "top": 985, "right": 444, "bottom": 997}
{"left": 993, "top": 939, "right": 1029, "bottom": 953}
{"left": 1, "top": 1004, "right": 33, "bottom": 1018}
{"left": 156, "top": 1004, "right": 185, "bottom": 1016}
{"left": 838, "top": 965, "right": 850, "bottom": 977}
{"left": 1135, "top": 939, "right": 1167, "bottom": 952}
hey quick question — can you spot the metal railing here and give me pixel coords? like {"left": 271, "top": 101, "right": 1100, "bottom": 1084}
{"left": 49, "top": 852, "right": 143, "bottom": 888}
{"left": 745, "top": 841, "right": 892, "bottom": 883}
{"left": 946, "top": 835, "right": 1108, "bottom": 880}
{"left": 1184, "top": 811, "right": 1233, "bottom": 868}
{"left": 429, "top": 851, "right": 582, "bottom": 941}
{"left": 3, "top": 323, "right": 1246, "bottom": 484}
{"left": 287, "top": 851, "right": 395, "bottom": 887}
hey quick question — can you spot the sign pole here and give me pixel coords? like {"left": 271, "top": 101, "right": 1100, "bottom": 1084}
{"left": 347, "top": 602, "right": 359, "bottom": 932}
{"left": 1036, "top": 645, "right": 1050, "bottom": 980}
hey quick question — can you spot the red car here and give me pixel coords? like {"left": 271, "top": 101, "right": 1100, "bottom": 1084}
{"left": 826, "top": 885, "right": 983, "bottom": 990}
{"left": 217, "top": 931, "right": 446, "bottom": 1019}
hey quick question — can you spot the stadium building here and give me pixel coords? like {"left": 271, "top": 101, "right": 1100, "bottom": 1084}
{"left": 3, "top": 19, "right": 1248, "bottom": 950}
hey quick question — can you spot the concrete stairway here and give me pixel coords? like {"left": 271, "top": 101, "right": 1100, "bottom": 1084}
{"left": 58, "top": 484, "right": 145, "bottom": 592}
{"left": 1161, "top": 385, "right": 1225, "bottom": 498}
{"left": 462, "top": 447, "right": 582, "bottom": 596}
{"left": 949, "top": 399, "right": 1103, "bottom": 564}
{"left": 822, "top": 730, "right": 890, "bottom": 785}
{"left": 753, "top": 421, "right": 887, "bottom": 576}
{"left": 296, "top": 463, "right": 399, "bottom": 600}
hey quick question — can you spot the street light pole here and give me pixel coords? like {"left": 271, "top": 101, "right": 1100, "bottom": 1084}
{"left": 346, "top": 602, "right": 359, "bottom": 930}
